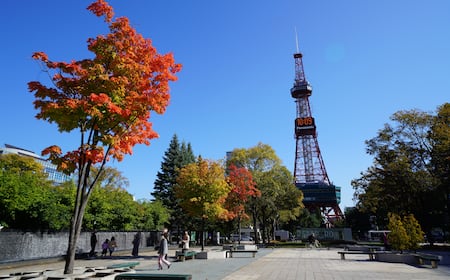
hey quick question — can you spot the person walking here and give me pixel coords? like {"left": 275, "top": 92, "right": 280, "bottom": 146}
{"left": 158, "top": 232, "right": 171, "bottom": 270}
{"left": 132, "top": 232, "right": 141, "bottom": 257}
{"left": 89, "top": 231, "right": 97, "bottom": 257}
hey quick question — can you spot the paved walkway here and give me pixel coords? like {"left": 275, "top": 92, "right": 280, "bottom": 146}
{"left": 1, "top": 248, "right": 449, "bottom": 280}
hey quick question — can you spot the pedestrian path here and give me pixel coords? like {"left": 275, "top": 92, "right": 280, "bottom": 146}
{"left": 222, "top": 248, "right": 450, "bottom": 280}
{"left": 1, "top": 248, "right": 449, "bottom": 280}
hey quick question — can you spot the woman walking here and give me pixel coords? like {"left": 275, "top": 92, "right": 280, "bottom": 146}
{"left": 158, "top": 232, "right": 171, "bottom": 270}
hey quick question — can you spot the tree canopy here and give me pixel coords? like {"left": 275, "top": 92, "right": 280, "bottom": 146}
{"left": 225, "top": 164, "right": 259, "bottom": 221}
{"left": 227, "top": 143, "right": 303, "bottom": 243}
{"left": 0, "top": 154, "right": 54, "bottom": 230}
{"left": 0, "top": 159, "right": 169, "bottom": 232}
{"left": 352, "top": 103, "right": 450, "bottom": 235}
{"left": 27, "top": 0, "right": 181, "bottom": 273}
{"left": 175, "top": 157, "right": 231, "bottom": 221}
{"left": 174, "top": 157, "right": 231, "bottom": 250}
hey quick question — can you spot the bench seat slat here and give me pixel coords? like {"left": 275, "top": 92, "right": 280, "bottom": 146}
{"left": 337, "top": 251, "right": 377, "bottom": 260}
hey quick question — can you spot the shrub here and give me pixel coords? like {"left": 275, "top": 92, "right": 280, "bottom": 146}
{"left": 387, "top": 213, "right": 409, "bottom": 252}
{"left": 387, "top": 212, "right": 424, "bottom": 252}
{"left": 403, "top": 214, "right": 424, "bottom": 250}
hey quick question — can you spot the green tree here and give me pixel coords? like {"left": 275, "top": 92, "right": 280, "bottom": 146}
{"left": 294, "top": 208, "right": 322, "bottom": 229}
{"left": 343, "top": 207, "right": 372, "bottom": 240}
{"left": 82, "top": 166, "right": 132, "bottom": 230}
{"left": 175, "top": 157, "right": 231, "bottom": 250}
{"left": 152, "top": 134, "right": 181, "bottom": 206}
{"left": 152, "top": 134, "right": 195, "bottom": 231}
{"left": 351, "top": 108, "right": 439, "bottom": 231}
{"left": 136, "top": 199, "right": 170, "bottom": 230}
{"left": 0, "top": 154, "right": 55, "bottom": 230}
{"left": 28, "top": 1, "right": 181, "bottom": 273}
{"left": 429, "top": 103, "right": 450, "bottom": 236}
{"left": 44, "top": 181, "right": 75, "bottom": 231}
{"left": 227, "top": 143, "right": 303, "bottom": 243}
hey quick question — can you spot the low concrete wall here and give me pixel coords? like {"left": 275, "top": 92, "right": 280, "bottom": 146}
{"left": 296, "top": 228, "right": 353, "bottom": 241}
{"left": 0, "top": 231, "right": 158, "bottom": 263}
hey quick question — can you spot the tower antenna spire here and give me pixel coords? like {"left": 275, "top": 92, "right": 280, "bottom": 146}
{"left": 295, "top": 27, "right": 300, "bottom": 53}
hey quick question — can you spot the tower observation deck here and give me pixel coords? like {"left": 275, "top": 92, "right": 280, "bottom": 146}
{"left": 291, "top": 52, "right": 344, "bottom": 224}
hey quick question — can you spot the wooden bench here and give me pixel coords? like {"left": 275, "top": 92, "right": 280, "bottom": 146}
{"left": 107, "top": 261, "right": 140, "bottom": 269}
{"left": 115, "top": 273, "right": 192, "bottom": 280}
{"left": 226, "top": 250, "right": 258, "bottom": 258}
{"left": 177, "top": 251, "right": 197, "bottom": 262}
{"left": 412, "top": 253, "right": 441, "bottom": 268}
{"left": 337, "top": 251, "right": 377, "bottom": 261}
{"left": 344, "top": 245, "right": 382, "bottom": 252}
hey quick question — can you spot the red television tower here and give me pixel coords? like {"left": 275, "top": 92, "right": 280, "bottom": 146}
{"left": 291, "top": 50, "right": 344, "bottom": 223}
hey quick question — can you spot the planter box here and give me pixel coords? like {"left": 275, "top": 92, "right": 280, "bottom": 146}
{"left": 194, "top": 251, "right": 208, "bottom": 259}
{"left": 376, "top": 252, "right": 416, "bottom": 265}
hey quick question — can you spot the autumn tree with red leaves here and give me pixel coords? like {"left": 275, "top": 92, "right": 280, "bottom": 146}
{"left": 28, "top": 0, "right": 181, "bottom": 273}
{"left": 225, "top": 164, "right": 260, "bottom": 243}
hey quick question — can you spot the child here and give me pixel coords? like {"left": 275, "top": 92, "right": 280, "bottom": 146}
{"left": 101, "top": 239, "right": 109, "bottom": 257}
{"left": 109, "top": 236, "right": 117, "bottom": 256}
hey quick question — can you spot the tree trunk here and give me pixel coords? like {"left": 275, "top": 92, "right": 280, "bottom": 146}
{"left": 200, "top": 219, "right": 205, "bottom": 251}
{"left": 237, "top": 215, "right": 241, "bottom": 245}
{"left": 251, "top": 203, "right": 259, "bottom": 244}
{"left": 64, "top": 219, "right": 79, "bottom": 274}
{"left": 64, "top": 191, "right": 89, "bottom": 273}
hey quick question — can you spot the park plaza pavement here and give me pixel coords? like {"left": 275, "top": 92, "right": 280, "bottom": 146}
{"left": 1, "top": 247, "right": 450, "bottom": 280}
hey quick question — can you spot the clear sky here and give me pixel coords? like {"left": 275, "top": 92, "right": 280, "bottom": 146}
{"left": 1, "top": 0, "right": 449, "bottom": 210}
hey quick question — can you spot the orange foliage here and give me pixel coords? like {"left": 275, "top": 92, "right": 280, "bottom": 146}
{"left": 87, "top": 0, "right": 114, "bottom": 22}
{"left": 225, "top": 164, "right": 260, "bottom": 220}
{"left": 28, "top": 0, "right": 181, "bottom": 174}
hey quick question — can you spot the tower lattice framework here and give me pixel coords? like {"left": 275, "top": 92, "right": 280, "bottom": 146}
{"left": 291, "top": 52, "right": 344, "bottom": 223}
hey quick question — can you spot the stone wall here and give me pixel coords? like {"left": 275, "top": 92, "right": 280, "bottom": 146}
{"left": 0, "top": 231, "right": 159, "bottom": 263}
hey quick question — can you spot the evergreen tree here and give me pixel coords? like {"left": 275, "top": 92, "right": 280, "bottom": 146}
{"left": 180, "top": 142, "right": 196, "bottom": 165}
{"left": 152, "top": 134, "right": 181, "bottom": 208}
{"left": 151, "top": 134, "right": 195, "bottom": 231}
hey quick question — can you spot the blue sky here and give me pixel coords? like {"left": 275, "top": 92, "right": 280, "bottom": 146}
{"left": 1, "top": 0, "right": 449, "bottom": 210}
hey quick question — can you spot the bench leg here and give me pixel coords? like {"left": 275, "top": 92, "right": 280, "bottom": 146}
{"left": 418, "top": 258, "right": 424, "bottom": 265}
{"left": 340, "top": 254, "right": 345, "bottom": 260}
{"left": 431, "top": 260, "right": 437, "bottom": 268}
